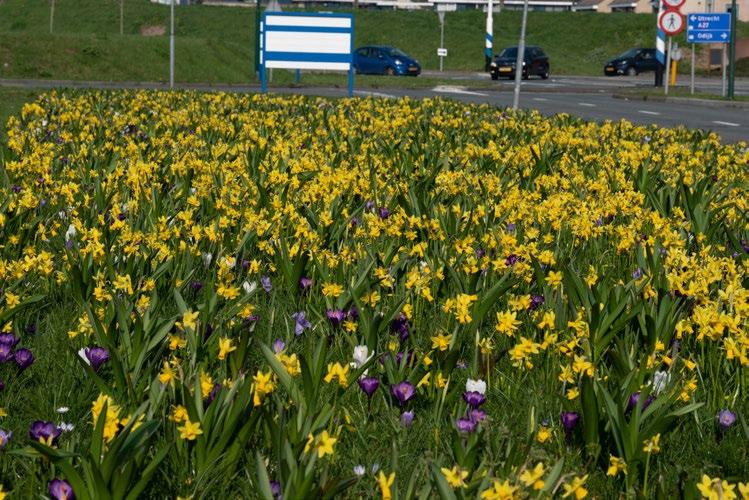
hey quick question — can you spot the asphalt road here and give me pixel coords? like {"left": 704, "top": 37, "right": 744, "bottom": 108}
{"left": 2, "top": 77, "right": 748, "bottom": 143}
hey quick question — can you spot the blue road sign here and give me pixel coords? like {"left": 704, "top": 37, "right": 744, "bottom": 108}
{"left": 687, "top": 13, "right": 731, "bottom": 43}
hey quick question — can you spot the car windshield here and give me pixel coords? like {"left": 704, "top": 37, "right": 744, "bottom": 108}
{"left": 386, "top": 48, "right": 410, "bottom": 58}
{"left": 617, "top": 49, "right": 641, "bottom": 59}
{"left": 499, "top": 47, "right": 519, "bottom": 58}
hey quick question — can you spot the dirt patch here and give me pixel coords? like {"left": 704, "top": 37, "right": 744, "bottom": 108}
{"left": 140, "top": 25, "right": 166, "bottom": 37}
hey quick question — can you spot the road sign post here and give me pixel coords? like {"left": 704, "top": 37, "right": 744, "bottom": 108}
{"left": 659, "top": 7, "right": 684, "bottom": 95}
{"left": 512, "top": 0, "right": 529, "bottom": 110}
{"left": 438, "top": 11, "right": 445, "bottom": 72}
{"left": 728, "top": 0, "right": 737, "bottom": 98}
{"left": 690, "top": 43, "right": 695, "bottom": 94}
{"left": 485, "top": 0, "right": 494, "bottom": 71}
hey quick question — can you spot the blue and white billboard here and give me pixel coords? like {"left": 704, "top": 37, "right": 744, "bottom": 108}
{"left": 261, "top": 12, "right": 354, "bottom": 96}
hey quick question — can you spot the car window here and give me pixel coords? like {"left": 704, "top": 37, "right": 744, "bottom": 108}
{"left": 618, "top": 49, "right": 640, "bottom": 58}
{"left": 356, "top": 48, "right": 368, "bottom": 57}
{"left": 641, "top": 52, "right": 653, "bottom": 59}
{"left": 369, "top": 48, "right": 380, "bottom": 58}
{"left": 387, "top": 48, "right": 409, "bottom": 58}
{"left": 535, "top": 48, "right": 546, "bottom": 58}
{"left": 499, "top": 47, "right": 518, "bottom": 58}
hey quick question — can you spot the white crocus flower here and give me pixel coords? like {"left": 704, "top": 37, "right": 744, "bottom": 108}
{"left": 352, "top": 345, "right": 371, "bottom": 369}
{"left": 202, "top": 252, "right": 213, "bottom": 267}
{"left": 652, "top": 370, "right": 671, "bottom": 395}
{"left": 466, "top": 378, "right": 487, "bottom": 395}
{"left": 65, "top": 224, "right": 77, "bottom": 241}
{"left": 242, "top": 281, "right": 257, "bottom": 294}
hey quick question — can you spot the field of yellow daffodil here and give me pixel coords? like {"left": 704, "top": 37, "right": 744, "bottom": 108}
{"left": 0, "top": 90, "right": 748, "bottom": 499}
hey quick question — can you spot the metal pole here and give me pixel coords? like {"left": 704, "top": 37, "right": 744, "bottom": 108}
{"left": 485, "top": 0, "right": 494, "bottom": 71}
{"left": 727, "top": 0, "right": 737, "bottom": 99}
{"left": 440, "top": 15, "right": 445, "bottom": 72}
{"left": 170, "top": 0, "right": 175, "bottom": 89}
{"left": 722, "top": 45, "right": 727, "bottom": 97}
{"left": 690, "top": 43, "right": 695, "bottom": 94}
{"left": 254, "top": 0, "right": 261, "bottom": 77}
{"left": 50, "top": 0, "right": 55, "bottom": 34}
{"left": 664, "top": 37, "right": 672, "bottom": 95}
{"left": 512, "top": 0, "right": 528, "bottom": 110}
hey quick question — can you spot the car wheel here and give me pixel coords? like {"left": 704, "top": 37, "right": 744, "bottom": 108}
{"left": 541, "top": 66, "right": 550, "bottom": 79}
{"left": 522, "top": 70, "right": 529, "bottom": 80}
{"left": 385, "top": 67, "right": 395, "bottom": 76}
{"left": 626, "top": 67, "right": 636, "bottom": 77}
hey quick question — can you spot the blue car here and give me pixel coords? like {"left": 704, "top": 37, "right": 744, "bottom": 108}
{"left": 353, "top": 46, "right": 421, "bottom": 76}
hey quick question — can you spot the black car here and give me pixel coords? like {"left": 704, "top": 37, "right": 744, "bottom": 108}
{"left": 490, "top": 46, "right": 549, "bottom": 80}
{"left": 604, "top": 48, "right": 657, "bottom": 76}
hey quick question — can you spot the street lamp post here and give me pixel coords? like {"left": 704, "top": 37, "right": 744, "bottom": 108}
{"left": 170, "top": 0, "right": 175, "bottom": 89}
{"left": 512, "top": 0, "right": 529, "bottom": 110}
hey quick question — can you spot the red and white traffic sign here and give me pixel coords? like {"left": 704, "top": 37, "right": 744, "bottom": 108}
{"left": 659, "top": 9, "right": 685, "bottom": 35}
{"left": 661, "top": 0, "right": 685, "bottom": 9}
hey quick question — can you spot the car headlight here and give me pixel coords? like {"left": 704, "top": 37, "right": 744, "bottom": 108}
{"left": 394, "top": 59, "right": 403, "bottom": 66}
{"left": 490, "top": 62, "right": 497, "bottom": 67}
{"left": 522, "top": 61, "right": 527, "bottom": 66}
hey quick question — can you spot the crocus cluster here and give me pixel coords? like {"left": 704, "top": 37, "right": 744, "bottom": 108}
{"left": 0, "top": 332, "right": 34, "bottom": 373}
{"left": 457, "top": 379, "right": 488, "bottom": 433}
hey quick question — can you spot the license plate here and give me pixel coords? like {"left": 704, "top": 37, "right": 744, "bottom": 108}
{"left": 409, "top": 66, "right": 418, "bottom": 71}
{"left": 606, "top": 66, "right": 614, "bottom": 71}
{"left": 499, "top": 67, "right": 512, "bottom": 73}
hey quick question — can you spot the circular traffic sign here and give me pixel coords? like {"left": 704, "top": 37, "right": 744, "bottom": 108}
{"left": 659, "top": 9, "right": 685, "bottom": 36}
{"left": 661, "top": 0, "right": 685, "bottom": 9}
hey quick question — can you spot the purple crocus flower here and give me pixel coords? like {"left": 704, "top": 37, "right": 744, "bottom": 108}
{"left": 84, "top": 346, "right": 109, "bottom": 372}
{"left": 347, "top": 306, "right": 359, "bottom": 321}
{"left": 358, "top": 377, "right": 380, "bottom": 398}
{"left": 0, "top": 333, "right": 19, "bottom": 347}
{"left": 273, "top": 338, "right": 285, "bottom": 354}
{"left": 468, "top": 408, "right": 487, "bottom": 423}
{"left": 0, "top": 343, "right": 12, "bottom": 363}
{"left": 48, "top": 478, "right": 75, "bottom": 500}
{"left": 627, "top": 392, "right": 654, "bottom": 412}
{"left": 206, "top": 383, "right": 221, "bottom": 406}
{"left": 632, "top": 268, "right": 643, "bottom": 280}
{"left": 291, "top": 311, "right": 312, "bottom": 336}
{"left": 270, "top": 480, "right": 282, "bottom": 499}
{"left": 400, "top": 410, "right": 414, "bottom": 429}
{"left": 378, "top": 207, "right": 390, "bottom": 219}
{"left": 365, "top": 200, "right": 375, "bottom": 211}
{"left": 14, "top": 348, "right": 34, "bottom": 371}
{"left": 529, "top": 294, "right": 545, "bottom": 311}
{"left": 560, "top": 411, "right": 579, "bottom": 437}
{"left": 456, "top": 418, "right": 477, "bottom": 433}
{"left": 718, "top": 409, "right": 737, "bottom": 432}
{"left": 507, "top": 222, "right": 516, "bottom": 232}
{"left": 463, "top": 391, "right": 486, "bottom": 408}
{"left": 326, "top": 309, "right": 346, "bottom": 327}
{"left": 190, "top": 281, "right": 203, "bottom": 292}
{"left": 390, "top": 314, "right": 410, "bottom": 343}
{"left": 261, "top": 276, "right": 272, "bottom": 293}
{"left": 29, "top": 421, "right": 61, "bottom": 446}
{"left": 299, "top": 277, "right": 313, "bottom": 292}
{"left": 0, "top": 428, "right": 11, "bottom": 449}
{"left": 11, "top": 185, "right": 21, "bottom": 193}
{"left": 390, "top": 381, "right": 416, "bottom": 407}
{"left": 505, "top": 254, "right": 519, "bottom": 266}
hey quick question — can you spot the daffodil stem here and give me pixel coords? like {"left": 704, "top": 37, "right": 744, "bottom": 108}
{"left": 643, "top": 453, "right": 651, "bottom": 496}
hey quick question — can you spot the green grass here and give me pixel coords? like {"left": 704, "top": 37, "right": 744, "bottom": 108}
{"left": 617, "top": 86, "right": 749, "bottom": 102}
{"left": 0, "top": 87, "right": 40, "bottom": 141}
{"left": 2, "top": 0, "right": 748, "bottom": 83}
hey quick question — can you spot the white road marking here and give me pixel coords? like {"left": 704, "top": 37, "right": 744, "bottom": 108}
{"left": 354, "top": 90, "right": 396, "bottom": 99}
{"left": 431, "top": 85, "right": 489, "bottom": 97}
{"left": 533, "top": 97, "right": 548, "bottom": 101}
{"left": 578, "top": 102, "right": 596, "bottom": 107}
{"left": 638, "top": 110, "right": 661, "bottom": 115}
{"left": 713, "top": 120, "right": 740, "bottom": 127}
